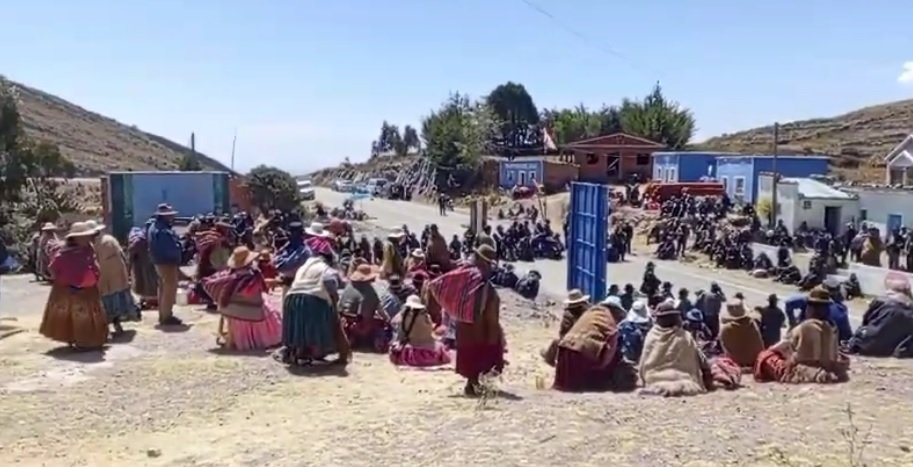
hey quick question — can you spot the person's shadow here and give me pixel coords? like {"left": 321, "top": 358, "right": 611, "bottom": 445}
{"left": 44, "top": 346, "right": 106, "bottom": 363}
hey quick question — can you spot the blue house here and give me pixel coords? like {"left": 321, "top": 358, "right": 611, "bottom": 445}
{"left": 651, "top": 151, "right": 719, "bottom": 182}
{"left": 716, "top": 155, "right": 830, "bottom": 203}
{"left": 498, "top": 159, "right": 543, "bottom": 188}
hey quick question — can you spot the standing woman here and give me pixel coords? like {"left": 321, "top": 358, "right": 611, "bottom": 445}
{"left": 88, "top": 220, "right": 140, "bottom": 337}
{"left": 278, "top": 242, "right": 351, "bottom": 366}
{"left": 128, "top": 223, "right": 158, "bottom": 309}
{"left": 39, "top": 222, "right": 109, "bottom": 350}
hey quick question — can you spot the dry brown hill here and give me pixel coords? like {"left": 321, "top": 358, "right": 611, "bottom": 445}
{"left": 1, "top": 76, "right": 232, "bottom": 175}
{"left": 699, "top": 99, "right": 913, "bottom": 174}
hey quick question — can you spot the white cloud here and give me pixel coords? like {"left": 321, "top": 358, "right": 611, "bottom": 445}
{"left": 899, "top": 61, "right": 913, "bottom": 84}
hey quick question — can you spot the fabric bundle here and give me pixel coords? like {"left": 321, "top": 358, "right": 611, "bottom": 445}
{"left": 427, "top": 264, "right": 487, "bottom": 324}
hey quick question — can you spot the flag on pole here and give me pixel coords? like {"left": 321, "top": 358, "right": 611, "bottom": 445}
{"left": 543, "top": 127, "right": 557, "bottom": 152}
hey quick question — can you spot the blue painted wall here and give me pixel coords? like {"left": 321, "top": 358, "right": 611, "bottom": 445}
{"left": 717, "top": 156, "right": 830, "bottom": 203}
{"left": 499, "top": 160, "right": 543, "bottom": 188}
{"left": 651, "top": 151, "right": 719, "bottom": 182}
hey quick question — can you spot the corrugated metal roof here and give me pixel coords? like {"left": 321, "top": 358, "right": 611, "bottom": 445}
{"left": 782, "top": 177, "right": 854, "bottom": 199}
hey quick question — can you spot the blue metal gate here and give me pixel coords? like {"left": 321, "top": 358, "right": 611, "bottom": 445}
{"left": 566, "top": 182, "right": 609, "bottom": 302}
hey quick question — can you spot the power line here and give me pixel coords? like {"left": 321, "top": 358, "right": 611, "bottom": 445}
{"left": 517, "top": 0, "right": 663, "bottom": 78}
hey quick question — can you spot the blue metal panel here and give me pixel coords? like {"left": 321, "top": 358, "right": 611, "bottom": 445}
{"left": 129, "top": 172, "right": 218, "bottom": 226}
{"left": 887, "top": 214, "right": 904, "bottom": 233}
{"left": 566, "top": 182, "right": 608, "bottom": 302}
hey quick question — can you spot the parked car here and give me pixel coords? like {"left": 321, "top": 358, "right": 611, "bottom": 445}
{"left": 332, "top": 179, "right": 353, "bottom": 192}
{"left": 366, "top": 178, "right": 387, "bottom": 196}
{"left": 297, "top": 179, "right": 316, "bottom": 201}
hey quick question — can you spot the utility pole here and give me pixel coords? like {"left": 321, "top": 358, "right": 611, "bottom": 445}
{"left": 190, "top": 132, "right": 196, "bottom": 154}
{"left": 230, "top": 129, "right": 237, "bottom": 171}
{"left": 770, "top": 122, "right": 779, "bottom": 228}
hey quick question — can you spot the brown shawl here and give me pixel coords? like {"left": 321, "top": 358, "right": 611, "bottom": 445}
{"left": 719, "top": 315, "right": 765, "bottom": 367}
{"left": 558, "top": 306, "right": 618, "bottom": 367}
{"left": 772, "top": 319, "right": 849, "bottom": 384}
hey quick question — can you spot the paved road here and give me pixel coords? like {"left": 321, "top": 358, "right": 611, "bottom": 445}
{"left": 316, "top": 188, "right": 867, "bottom": 324}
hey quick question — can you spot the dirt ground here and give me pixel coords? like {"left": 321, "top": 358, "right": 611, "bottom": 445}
{"left": 2, "top": 279, "right": 913, "bottom": 467}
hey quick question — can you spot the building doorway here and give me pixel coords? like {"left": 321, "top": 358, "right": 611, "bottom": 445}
{"left": 824, "top": 206, "right": 841, "bottom": 236}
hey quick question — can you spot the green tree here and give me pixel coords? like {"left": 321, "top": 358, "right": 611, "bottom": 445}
{"left": 486, "top": 82, "right": 540, "bottom": 147}
{"left": 247, "top": 165, "right": 301, "bottom": 212}
{"left": 178, "top": 153, "right": 203, "bottom": 171}
{"left": 619, "top": 83, "right": 695, "bottom": 149}
{"left": 421, "top": 93, "right": 499, "bottom": 169}
{"left": 376, "top": 121, "right": 403, "bottom": 154}
{"left": 402, "top": 124, "right": 420, "bottom": 153}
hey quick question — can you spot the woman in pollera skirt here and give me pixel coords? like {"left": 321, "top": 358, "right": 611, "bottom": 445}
{"left": 89, "top": 220, "right": 141, "bottom": 337}
{"left": 389, "top": 294, "right": 450, "bottom": 367}
{"left": 277, "top": 239, "right": 351, "bottom": 366}
{"left": 205, "top": 246, "right": 282, "bottom": 351}
{"left": 39, "top": 222, "right": 109, "bottom": 350}
{"left": 127, "top": 225, "right": 159, "bottom": 309}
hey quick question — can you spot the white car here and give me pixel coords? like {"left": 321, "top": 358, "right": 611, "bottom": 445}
{"left": 332, "top": 179, "right": 352, "bottom": 192}
{"left": 297, "top": 179, "right": 315, "bottom": 200}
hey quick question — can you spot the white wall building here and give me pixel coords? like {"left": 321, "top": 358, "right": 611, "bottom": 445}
{"left": 757, "top": 174, "right": 860, "bottom": 235}
{"left": 884, "top": 134, "right": 913, "bottom": 186}
{"left": 838, "top": 187, "right": 913, "bottom": 234}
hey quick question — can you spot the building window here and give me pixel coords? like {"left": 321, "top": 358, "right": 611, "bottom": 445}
{"left": 636, "top": 154, "right": 650, "bottom": 166}
{"left": 506, "top": 170, "right": 514, "bottom": 184}
{"left": 802, "top": 200, "right": 812, "bottom": 209}
{"left": 519, "top": 171, "right": 526, "bottom": 186}
{"left": 860, "top": 209, "right": 867, "bottom": 221}
{"left": 654, "top": 166, "right": 662, "bottom": 180}
{"left": 734, "top": 176, "right": 746, "bottom": 198}
{"left": 667, "top": 168, "right": 677, "bottom": 182}
{"left": 721, "top": 176, "right": 729, "bottom": 191}
{"left": 529, "top": 171, "right": 537, "bottom": 185}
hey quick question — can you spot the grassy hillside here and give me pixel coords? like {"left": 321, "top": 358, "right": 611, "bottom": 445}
{"left": 2, "top": 76, "right": 232, "bottom": 175}
{"left": 699, "top": 99, "right": 913, "bottom": 172}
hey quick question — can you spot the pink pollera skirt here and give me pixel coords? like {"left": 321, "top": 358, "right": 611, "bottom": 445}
{"left": 226, "top": 299, "right": 282, "bottom": 351}
{"left": 389, "top": 342, "right": 452, "bottom": 367}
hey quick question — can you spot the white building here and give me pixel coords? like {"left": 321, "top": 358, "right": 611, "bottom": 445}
{"left": 839, "top": 186, "right": 913, "bottom": 234}
{"left": 884, "top": 134, "right": 913, "bottom": 186}
{"left": 757, "top": 174, "right": 860, "bottom": 235}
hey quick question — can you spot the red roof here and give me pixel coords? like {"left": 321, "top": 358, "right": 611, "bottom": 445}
{"left": 563, "top": 132, "right": 664, "bottom": 150}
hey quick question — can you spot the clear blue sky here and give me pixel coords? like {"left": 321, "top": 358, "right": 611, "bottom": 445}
{"left": 2, "top": 0, "right": 911, "bottom": 174}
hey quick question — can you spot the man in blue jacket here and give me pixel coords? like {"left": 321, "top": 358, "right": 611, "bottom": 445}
{"left": 784, "top": 279, "right": 852, "bottom": 342}
{"left": 148, "top": 204, "right": 184, "bottom": 326}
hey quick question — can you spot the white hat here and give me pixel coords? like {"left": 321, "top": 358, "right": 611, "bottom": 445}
{"left": 387, "top": 227, "right": 405, "bottom": 238}
{"left": 410, "top": 248, "right": 425, "bottom": 259}
{"left": 405, "top": 294, "right": 425, "bottom": 310}
{"left": 65, "top": 222, "right": 100, "bottom": 239}
{"left": 305, "top": 222, "right": 332, "bottom": 238}
{"left": 625, "top": 300, "right": 651, "bottom": 324}
{"left": 83, "top": 220, "right": 106, "bottom": 233}
{"left": 563, "top": 289, "right": 590, "bottom": 306}
{"left": 599, "top": 295, "right": 623, "bottom": 310}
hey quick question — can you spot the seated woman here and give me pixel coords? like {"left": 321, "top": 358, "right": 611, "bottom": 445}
{"left": 389, "top": 295, "right": 451, "bottom": 367}
{"left": 754, "top": 285, "right": 850, "bottom": 384}
{"left": 638, "top": 302, "right": 712, "bottom": 397}
{"left": 719, "top": 299, "right": 765, "bottom": 368}
{"left": 554, "top": 299, "right": 636, "bottom": 392}
{"left": 847, "top": 274, "right": 913, "bottom": 358}
{"left": 618, "top": 300, "right": 651, "bottom": 362}
{"left": 339, "top": 262, "right": 392, "bottom": 352}
{"left": 541, "top": 289, "right": 591, "bottom": 365}
{"left": 205, "top": 246, "right": 282, "bottom": 351}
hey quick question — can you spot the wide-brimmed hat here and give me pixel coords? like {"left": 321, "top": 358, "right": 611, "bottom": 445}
{"left": 807, "top": 285, "right": 832, "bottom": 304}
{"left": 226, "top": 246, "right": 257, "bottom": 269}
{"left": 653, "top": 300, "right": 679, "bottom": 318}
{"left": 387, "top": 227, "right": 405, "bottom": 239}
{"left": 388, "top": 274, "right": 403, "bottom": 289}
{"left": 563, "top": 289, "right": 590, "bottom": 306}
{"left": 625, "top": 300, "right": 651, "bottom": 324}
{"left": 410, "top": 249, "right": 425, "bottom": 259}
{"left": 723, "top": 299, "right": 748, "bottom": 319}
{"left": 40, "top": 222, "right": 57, "bottom": 232}
{"left": 83, "top": 220, "right": 106, "bottom": 233}
{"left": 474, "top": 244, "right": 497, "bottom": 263}
{"left": 404, "top": 294, "right": 426, "bottom": 310}
{"left": 65, "top": 221, "right": 100, "bottom": 239}
{"left": 599, "top": 295, "right": 624, "bottom": 311}
{"left": 349, "top": 263, "right": 377, "bottom": 282}
{"left": 305, "top": 222, "right": 332, "bottom": 238}
{"left": 155, "top": 203, "right": 178, "bottom": 216}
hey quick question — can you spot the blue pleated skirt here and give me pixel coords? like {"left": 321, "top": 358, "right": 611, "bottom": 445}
{"left": 101, "top": 288, "right": 141, "bottom": 323}
{"left": 282, "top": 293, "right": 338, "bottom": 355}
